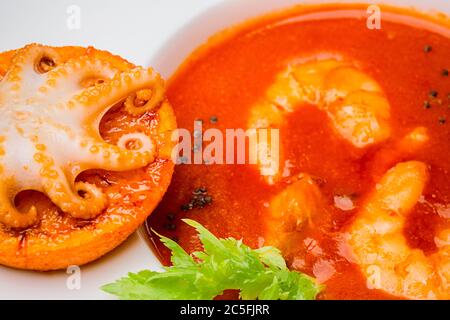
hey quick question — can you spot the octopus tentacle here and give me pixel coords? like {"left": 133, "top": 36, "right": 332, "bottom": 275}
{"left": 73, "top": 135, "right": 155, "bottom": 175}
{"left": 42, "top": 168, "right": 107, "bottom": 220}
{"left": 0, "top": 182, "right": 38, "bottom": 229}
{"left": 37, "top": 132, "right": 154, "bottom": 219}
{"left": 69, "top": 67, "right": 165, "bottom": 122}
{"left": 36, "top": 55, "right": 119, "bottom": 106}
{"left": 1, "top": 44, "right": 60, "bottom": 102}
{"left": 124, "top": 84, "right": 165, "bottom": 116}
{"left": 32, "top": 147, "right": 107, "bottom": 220}
{"left": 117, "top": 132, "right": 153, "bottom": 153}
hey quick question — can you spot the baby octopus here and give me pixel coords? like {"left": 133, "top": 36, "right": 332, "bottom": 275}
{"left": 0, "top": 44, "right": 166, "bottom": 228}
{"left": 248, "top": 58, "right": 391, "bottom": 183}
{"left": 348, "top": 161, "right": 450, "bottom": 299}
{"left": 0, "top": 44, "right": 176, "bottom": 270}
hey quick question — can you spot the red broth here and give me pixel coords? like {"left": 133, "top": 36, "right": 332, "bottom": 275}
{"left": 147, "top": 4, "right": 450, "bottom": 300}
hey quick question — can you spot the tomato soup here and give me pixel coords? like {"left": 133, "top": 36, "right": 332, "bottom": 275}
{"left": 147, "top": 4, "right": 450, "bottom": 299}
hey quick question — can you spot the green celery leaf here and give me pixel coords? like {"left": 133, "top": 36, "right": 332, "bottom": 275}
{"left": 101, "top": 219, "right": 323, "bottom": 300}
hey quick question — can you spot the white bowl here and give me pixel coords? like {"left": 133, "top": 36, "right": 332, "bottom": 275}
{"left": 149, "top": 0, "right": 450, "bottom": 76}
{"left": 0, "top": 0, "right": 449, "bottom": 299}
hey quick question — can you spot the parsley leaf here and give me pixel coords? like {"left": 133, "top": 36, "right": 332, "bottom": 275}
{"left": 101, "top": 219, "right": 323, "bottom": 300}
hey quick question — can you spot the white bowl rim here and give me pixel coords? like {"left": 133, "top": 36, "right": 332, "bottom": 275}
{"left": 149, "top": 0, "right": 450, "bottom": 77}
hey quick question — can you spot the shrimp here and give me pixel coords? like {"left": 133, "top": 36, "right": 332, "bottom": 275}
{"left": 348, "top": 161, "right": 450, "bottom": 299}
{"left": 248, "top": 58, "right": 391, "bottom": 183}
{"left": 265, "top": 174, "right": 324, "bottom": 253}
